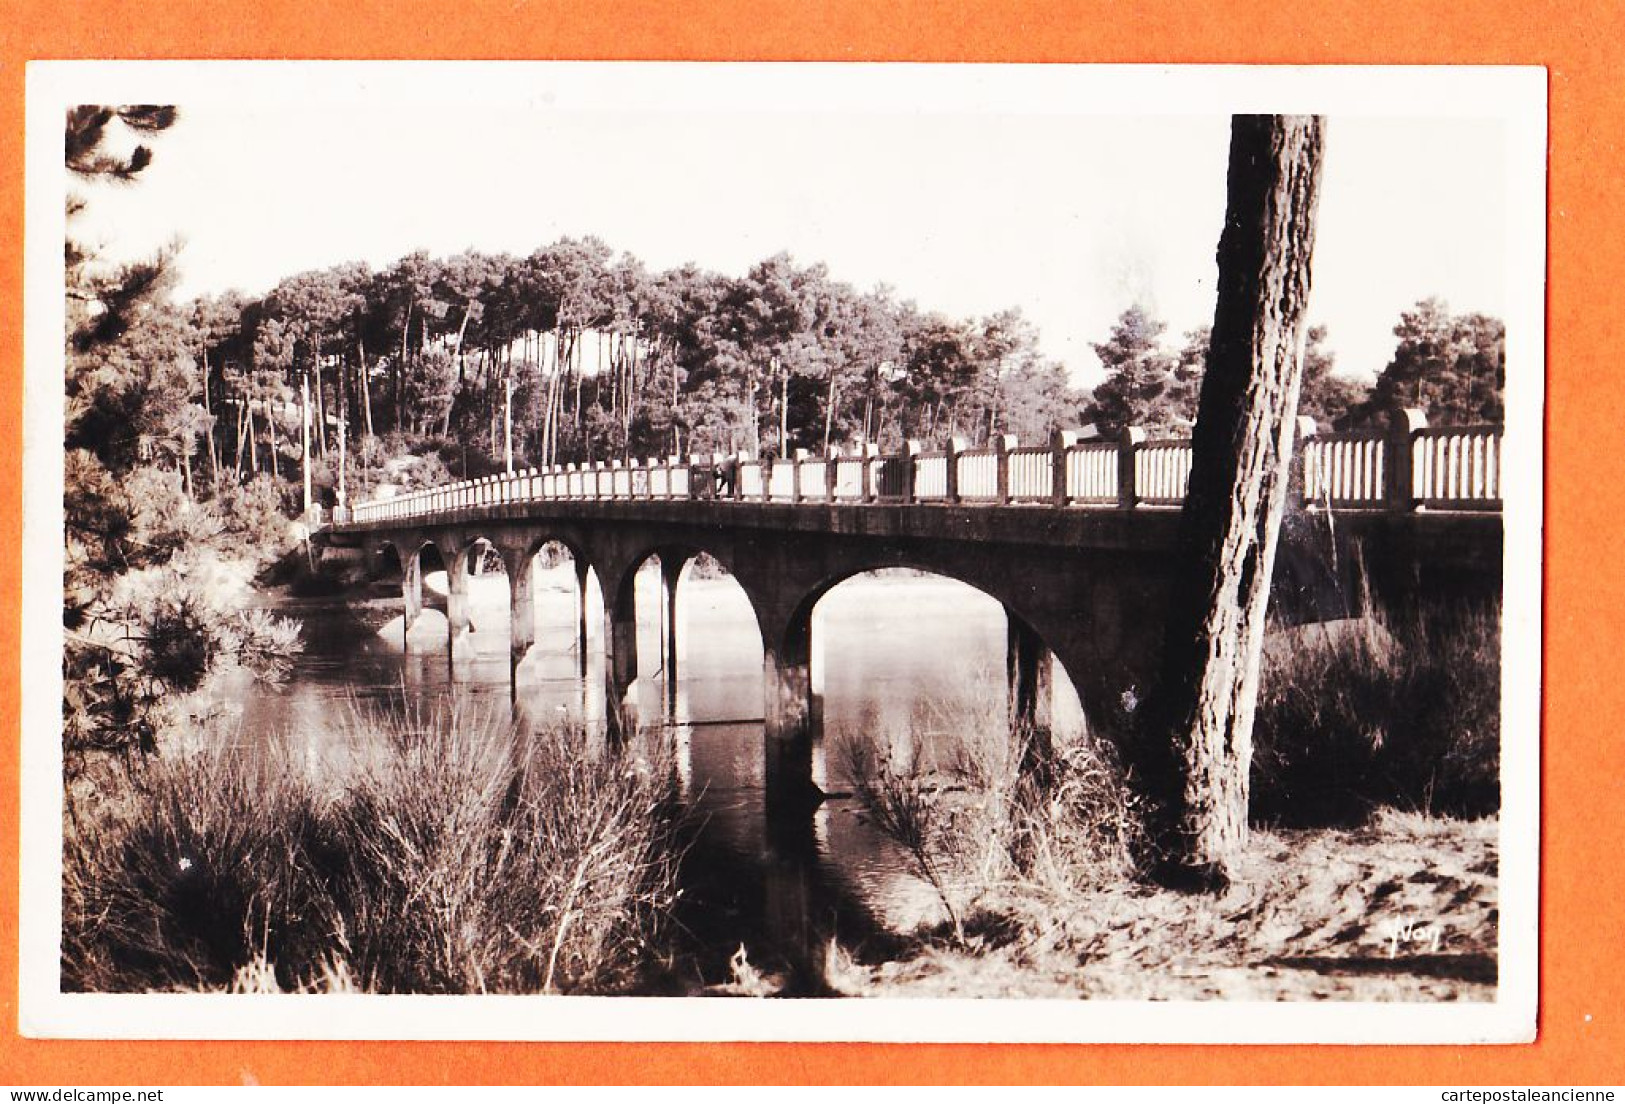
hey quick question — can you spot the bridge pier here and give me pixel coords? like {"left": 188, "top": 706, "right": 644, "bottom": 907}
{"left": 1007, "top": 611, "right": 1055, "bottom": 773}
{"left": 509, "top": 551, "right": 536, "bottom": 673}
{"left": 446, "top": 546, "right": 472, "bottom": 658}
{"left": 574, "top": 558, "right": 591, "bottom": 678}
{"left": 401, "top": 551, "right": 423, "bottom": 651}
{"left": 660, "top": 555, "right": 685, "bottom": 712}
{"left": 763, "top": 610, "right": 820, "bottom": 814}
{"left": 604, "top": 572, "right": 639, "bottom": 742}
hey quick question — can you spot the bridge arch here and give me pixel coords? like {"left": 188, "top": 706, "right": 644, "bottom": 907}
{"left": 365, "top": 538, "right": 406, "bottom": 584}
{"left": 502, "top": 537, "right": 594, "bottom": 678}
{"left": 591, "top": 541, "right": 770, "bottom": 730}
{"left": 778, "top": 564, "right": 1085, "bottom": 780}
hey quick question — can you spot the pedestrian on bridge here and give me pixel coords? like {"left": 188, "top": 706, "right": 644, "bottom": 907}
{"left": 715, "top": 453, "right": 739, "bottom": 498}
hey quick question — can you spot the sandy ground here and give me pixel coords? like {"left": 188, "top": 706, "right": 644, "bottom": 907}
{"left": 826, "top": 811, "right": 1499, "bottom": 1001}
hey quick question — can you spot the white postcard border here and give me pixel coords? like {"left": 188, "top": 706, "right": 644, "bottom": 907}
{"left": 20, "top": 60, "right": 1546, "bottom": 1044}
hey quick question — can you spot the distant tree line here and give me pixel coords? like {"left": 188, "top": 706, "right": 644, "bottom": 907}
{"left": 171, "top": 246, "right": 1087, "bottom": 506}
{"left": 151, "top": 245, "right": 1508, "bottom": 517}
{"left": 1081, "top": 300, "right": 1505, "bottom": 439}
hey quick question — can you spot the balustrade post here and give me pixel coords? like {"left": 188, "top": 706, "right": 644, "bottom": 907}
{"left": 904, "top": 439, "right": 921, "bottom": 503}
{"left": 859, "top": 444, "right": 876, "bottom": 503}
{"left": 1051, "top": 429, "right": 1079, "bottom": 508}
{"left": 1288, "top": 416, "right": 1318, "bottom": 507}
{"left": 994, "top": 433, "right": 1015, "bottom": 506}
{"left": 1386, "top": 407, "right": 1428, "bottom": 513}
{"left": 944, "top": 436, "right": 964, "bottom": 504}
{"left": 791, "top": 448, "right": 808, "bottom": 503}
{"left": 1118, "top": 426, "right": 1146, "bottom": 509}
{"left": 825, "top": 446, "right": 840, "bottom": 501}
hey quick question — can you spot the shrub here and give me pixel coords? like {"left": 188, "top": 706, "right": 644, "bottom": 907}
{"left": 207, "top": 474, "right": 297, "bottom": 565}
{"left": 62, "top": 745, "right": 334, "bottom": 992}
{"left": 320, "top": 700, "right": 681, "bottom": 994}
{"left": 62, "top": 698, "right": 683, "bottom": 995}
{"left": 1251, "top": 602, "right": 1501, "bottom": 824}
{"left": 65, "top": 563, "right": 303, "bottom": 768}
{"left": 837, "top": 677, "right": 1145, "bottom": 947}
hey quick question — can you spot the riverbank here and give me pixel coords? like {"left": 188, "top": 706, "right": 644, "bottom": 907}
{"left": 811, "top": 809, "right": 1497, "bottom": 1001}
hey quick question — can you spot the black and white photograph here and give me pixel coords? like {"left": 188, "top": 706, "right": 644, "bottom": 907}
{"left": 21, "top": 62, "right": 1544, "bottom": 1043}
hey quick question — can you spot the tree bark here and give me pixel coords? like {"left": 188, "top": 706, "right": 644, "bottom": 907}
{"left": 246, "top": 400, "right": 258, "bottom": 474}
{"left": 1138, "top": 115, "right": 1327, "bottom": 887}
{"left": 200, "top": 345, "right": 219, "bottom": 481}
{"left": 358, "top": 335, "right": 374, "bottom": 440}
{"left": 824, "top": 372, "right": 839, "bottom": 454}
{"left": 267, "top": 398, "right": 280, "bottom": 480}
{"left": 398, "top": 300, "right": 411, "bottom": 432}
{"left": 313, "top": 353, "right": 327, "bottom": 458}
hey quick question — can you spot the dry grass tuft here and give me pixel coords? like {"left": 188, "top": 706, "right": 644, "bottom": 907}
{"left": 62, "top": 696, "right": 683, "bottom": 995}
{"left": 836, "top": 680, "right": 1145, "bottom": 953}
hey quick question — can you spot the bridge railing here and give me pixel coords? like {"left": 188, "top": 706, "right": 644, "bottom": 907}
{"left": 1414, "top": 424, "right": 1502, "bottom": 509}
{"left": 343, "top": 408, "right": 1503, "bottom": 525}
{"left": 1135, "top": 438, "right": 1194, "bottom": 506}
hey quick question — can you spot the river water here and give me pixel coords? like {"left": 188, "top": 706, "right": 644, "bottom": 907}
{"left": 235, "top": 565, "right": 1085, "bottom": 992}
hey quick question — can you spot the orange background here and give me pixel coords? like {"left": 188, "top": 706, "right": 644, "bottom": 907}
{"left": 1, "top": 0, "right": 1619, "bottom": 1086}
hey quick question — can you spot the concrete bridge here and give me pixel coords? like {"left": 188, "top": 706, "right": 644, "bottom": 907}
{"left": 319, "top": 411, "right": 1503, "bottom": 808}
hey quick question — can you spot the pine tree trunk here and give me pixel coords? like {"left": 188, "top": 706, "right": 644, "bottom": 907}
{"left": 824, "top": 372, "right": 839, "bottom": 454}
{"left": 268, "top": 400, "right": 281, "bottom": 480}
{"left": 571, "top": 331, "right": 583, "bottom": 427}
{"left": 358, "top": 335, "right": 374, "bottom": 440}
{"left": 337, "top": 333, "right": 350, "bottom": 456}
{"left": 313, "top": 355, "right": 328, "bottom": 458}
{"left": 398, "top": 300, "right": 411, "bottom": 432}
{"left": 504, "top": 360, "right": 514, "bottom": 474}
{"left": 1139, "top": 115, "right": 1327, "bottom": 887}
{"left": 779, "top": 366, "right": 789, "bottom": 454}
{"left": 247, "top": 401, "right": 258, "bottom": 474}
{"left": 200, "top": 346, "right": 219, "bottom": 481}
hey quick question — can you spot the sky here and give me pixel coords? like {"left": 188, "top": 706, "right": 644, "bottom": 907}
{"left": 63, "top": 64, "right": 1516, "bottom": 391}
